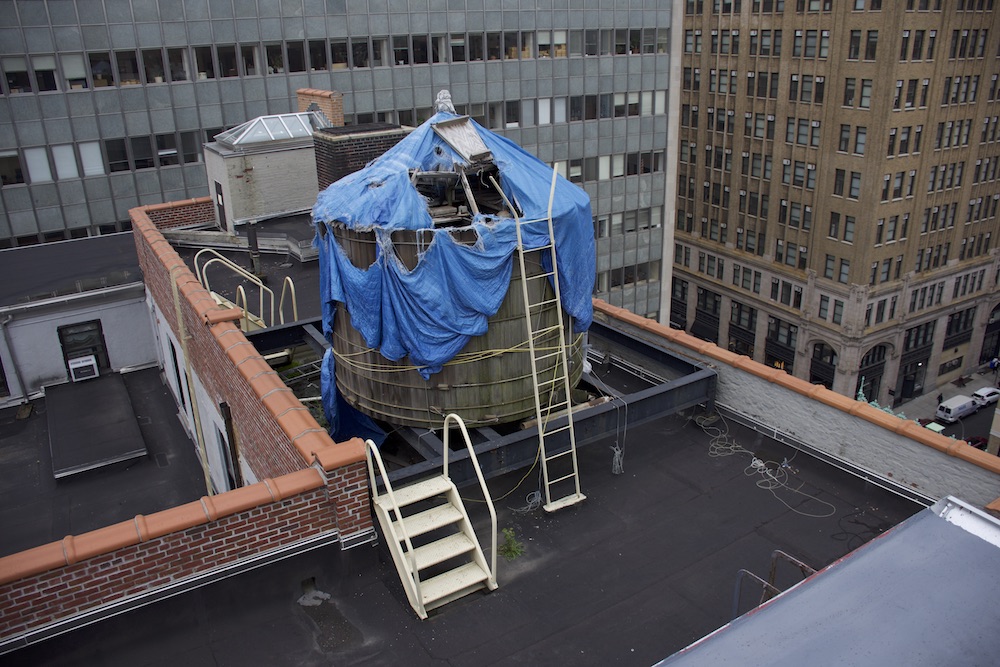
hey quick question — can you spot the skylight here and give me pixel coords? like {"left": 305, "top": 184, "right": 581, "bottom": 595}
{"left": 214, "top": 112, "right": 330, "bottom": 149}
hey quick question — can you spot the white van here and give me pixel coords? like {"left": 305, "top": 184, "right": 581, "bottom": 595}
{"left": 936, "top": 395, "right": 979, "bottom": 423}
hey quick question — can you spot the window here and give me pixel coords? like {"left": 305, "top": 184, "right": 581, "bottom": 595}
{"left": 849, "top": 171, "right": 862, "bottom": 198}
{"left": 838, "top": 259, "right": 851, "bottom": 283}
{"left": 859, "top": 79, "right": 873, "bottom": 108}
{"left": 104, "top": 139, "right": 129, "bottom": 172}
{"left": 834, "top": 168, "right": 845, "bottom": 196}
{"left": 793, "top": 30, "right": 828, "bottom": 58}
{"left": 32, "top": 54, "right": 58, "bottom": 91}
{"left": 130, "top": 136, "right": 154, "bottom": 169}
{"left": 284, "top": 42, "right": 304, "bottom": 72}
{"left": 789, "top": 74, "right": 824, "bottom": 103}
{"left": 832, "top": 300, "right": 844, "bottom": 325}
{"left": 89, "top": 52, "right": 115, "bottom": 86}
{"left": 217, "top": 45, "right": 239, "bottom": 77}
{"left": 849, "top": 30, "right": 862, "bottom": 59}
{"left": 194, "top": 46, "right": 215, "bottom": 79}
{"left": 843, "top": 78, "right": 856, "bottom": 106}
{"left": 865, "top": 31, "right": 879, "bottom": 60}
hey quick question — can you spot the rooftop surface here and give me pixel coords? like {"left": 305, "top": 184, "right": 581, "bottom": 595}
{"left": 0, "top": 233, "right": 140, "bottom": 308}
{"left": 0, "top": 367, "right": 206, "bottom": 558}
{"left": 661, "top": 497, "right": 1000, "bottom": 666}
{"left": 5, "top": 404, "right": 921, "bottom": 665}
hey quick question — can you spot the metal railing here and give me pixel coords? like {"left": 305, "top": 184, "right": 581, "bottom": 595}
{"left": 442, "top": 413, "right": 498, "bottom": 583}
{"left": 365, "top": 439, "right": 423, "bottom": 609}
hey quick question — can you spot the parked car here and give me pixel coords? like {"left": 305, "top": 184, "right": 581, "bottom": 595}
{"left": 971, "top": 387, "right": 1000, "bottom": 407}
{"left": 966, "top": 437, "right": 988, "bottom": 451}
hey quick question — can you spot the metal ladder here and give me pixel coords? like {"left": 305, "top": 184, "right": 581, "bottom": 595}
{"left": 493, "top": 171, "right": 585, "bottom": 513}
{"left": 366, "top": 414, "right": 497, "bottom": 619}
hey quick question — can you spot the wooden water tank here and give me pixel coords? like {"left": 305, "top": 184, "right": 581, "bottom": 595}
{"left": 330, "top": 224, "right": 584, "bottom": 428}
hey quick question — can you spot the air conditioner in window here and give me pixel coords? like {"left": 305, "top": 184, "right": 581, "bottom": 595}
{"left": 69, "top": 355, "right": 99, "bottom": 382}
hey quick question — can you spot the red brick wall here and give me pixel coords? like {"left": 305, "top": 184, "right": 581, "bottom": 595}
{"left": 145, "top": 198, "right": 216, "bottom": 230}
{"left": 0, "top": 465, "right": 368, "bottom": 641}
{"left": 133, "top": 202, "right": 305, "bottom": 478}
{"left": 297, "top": 88, "right": 344, "bottom": 127}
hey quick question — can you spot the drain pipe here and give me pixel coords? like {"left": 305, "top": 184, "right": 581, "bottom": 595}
{"left": 0, "top": 314, "right": 28, "bottom": 404}
{"left": 170, "top": 265, "right": 214, "bottom": 496}
{"left": 247, "top": 218, "right": 264, "bottom": 279}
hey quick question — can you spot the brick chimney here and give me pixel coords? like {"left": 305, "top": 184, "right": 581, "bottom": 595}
{"left": 297, "top": 88, "right": 345, "bottom": 127}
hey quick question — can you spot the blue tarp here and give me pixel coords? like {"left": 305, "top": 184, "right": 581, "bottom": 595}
{"left": 313, "top": 111, "right": 595, "bottom": 382}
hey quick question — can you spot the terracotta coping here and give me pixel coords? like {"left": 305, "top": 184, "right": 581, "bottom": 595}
{"left": 204, "top": 307, "right": 244, "bottom": 325}
{"left": 297, "top": 88, "right": 339, "bottom": 99}
{"left": 0, "top": 468, "right": 324, "bottom": 586}
{"left": 131, "top": 206, "right": 343, "bottom": 469}
{"left": 592, "top": 299, "right": 1000, "bottom": 479}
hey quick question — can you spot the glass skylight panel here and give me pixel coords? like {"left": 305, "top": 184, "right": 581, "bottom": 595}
{"left": 262, "top": 117, "right": 291, "bottom": 140}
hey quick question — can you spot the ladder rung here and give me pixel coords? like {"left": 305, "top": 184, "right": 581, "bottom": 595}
{"left": 525, "top": 271, "right": 556, "bottom": 281}
{"left": 527, "top": 299, "right": 561, "bottom": 312}
{"left": 531, "top": 324, "right": 563, "bottom": 337}
{"left": 544, "top": 448, "right": 575, "bottom": 463}
{"left": 548, "top": 472, "right": 579, "bottom": 486}
{"left": 541, "top": 424, "right": 572, "bottom": 437}
{"left": 541, "top": 400, "right": 570, "bottom": 413}
{"left": 533, "top": 350, "right": 562, "bottom": 363}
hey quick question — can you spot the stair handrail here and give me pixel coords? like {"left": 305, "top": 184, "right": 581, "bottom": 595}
{"left": 365, "top": 439, "right": 423, "bottom": 607}
{"left": 194, "top": 248, "right": 275, "bottom": 326}
{"left": 278, "top": 275, "right": 298, "bottom": 324}
{"left": 441, "top": 413, "right": 497, "bottom": 585}
{"left": 234, "top": 285, "right": 250, "bottom": 331}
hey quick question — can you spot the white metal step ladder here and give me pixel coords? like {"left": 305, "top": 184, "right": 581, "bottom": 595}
{"left": 365, "top": 414, "right": 497, "bottom": 619}
{"left": 492, "top": 171, "right": 585, "bottom": 513}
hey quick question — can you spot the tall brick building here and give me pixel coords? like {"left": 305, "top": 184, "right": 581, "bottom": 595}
{"left": 675, "top": 0, "right": 1000, "bottom": 405}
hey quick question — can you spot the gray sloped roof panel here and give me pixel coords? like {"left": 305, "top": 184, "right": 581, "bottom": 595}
{"left": 659, "top": 497, "right": 1000, "bottom": 667}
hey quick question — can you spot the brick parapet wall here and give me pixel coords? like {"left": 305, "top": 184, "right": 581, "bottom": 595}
{"left": 314, "top": 128, "right": 409, "bottom": 190}
{"left": 0, "top": 470, "right": 335, "bottom": 640}
{"left": 297, "top": 88, "right": 344, "bottom": 127}
{"left": 0, "top": 446, "right": 373, "bottom": 644}
{"left": 132, "top": 201, "right": 309, "bottom": 478}
{"left": 144, "top": 197, "right": 216, "bottom": 230}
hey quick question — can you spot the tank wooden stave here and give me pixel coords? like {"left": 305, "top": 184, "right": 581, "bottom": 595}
{"left": 331, "top": 224, "right": 583, "bottom": 428}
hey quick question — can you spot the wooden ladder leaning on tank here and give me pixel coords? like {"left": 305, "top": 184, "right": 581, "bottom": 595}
{"left": 489, "top": 170, "right": 586, "bottom": 513}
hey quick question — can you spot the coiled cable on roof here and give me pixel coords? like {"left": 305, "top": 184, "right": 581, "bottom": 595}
{"left": 694, "top": 410, "right": 836, "bottom": 519}
{"left": 585, "top": 360, "right": 628, "bottom": 475}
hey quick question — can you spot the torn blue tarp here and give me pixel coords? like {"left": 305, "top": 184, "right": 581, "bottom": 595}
{"left": 313, "top": 111, "right": 595, "bottom": 379}
{"left": 320, "top": 348, "right": 386, "bottom": 446}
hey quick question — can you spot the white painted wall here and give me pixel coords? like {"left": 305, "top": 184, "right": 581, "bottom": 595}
{"left": 146, "top": 296, "right": 255, "bottom": 492}
{"left": 0, "top": 286, "right": 157, "bottom": 407}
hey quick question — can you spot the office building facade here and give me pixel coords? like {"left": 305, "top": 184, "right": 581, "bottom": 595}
{"left": 676, "top": 0, "right": 1000, "bottom": 404}
{"left": 0, "top": 0, "right": 678, "bottom": 320}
